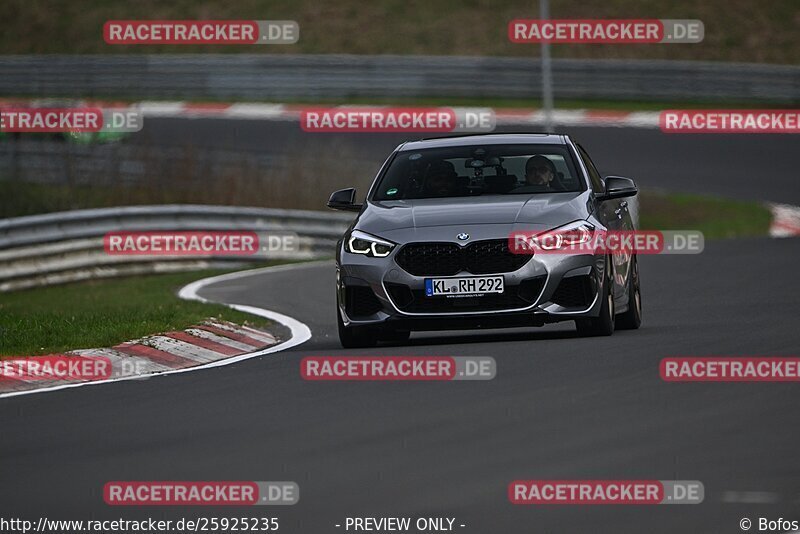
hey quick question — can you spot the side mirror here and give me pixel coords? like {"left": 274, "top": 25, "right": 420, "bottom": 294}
{"left": 597, "top": 176, "right": 638, "bottom": 200}
{"left": 327, "top": 188, "right": 363, "bottom": 212}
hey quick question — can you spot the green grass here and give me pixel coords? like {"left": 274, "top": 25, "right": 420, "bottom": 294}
{"left": 0, "top": 180, "right": 130, "bottom": 218}
{"left": 0, "top": 268, "right": 276, "bottom": 357}
{"left": 638, "top": 191, "right": 772, "bottom": 238}
{"left": 1, "top": 0, "right": 798, "bottom": 64}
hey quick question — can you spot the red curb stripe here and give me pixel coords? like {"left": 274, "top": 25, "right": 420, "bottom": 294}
{"left": 772, "top": 221, "right": 800, "bottom": 234}
{"left": 205, "top": 320, "right": 278, "bottom": 342}
{"left": 195, "top": 325, "right": 267, "bottom": 348}
{"left": 0, "top": 359, "right": 35, "bottom": 384}
{"left": 0, "top": 379, "right": 32, "bottom": 393}
{"left": 0, "top": 354, "right": 83, "bottom": 382}
{"left": 45, "top": 353, "right": 94, "bottom": 380}
{"left": 0, "top": 374, "right": 27, "bottom": 387}
{"left": 113, "top": 343, "right": 195, "bottom": 368}
{"left": 165, "top": 331, "right": 244, "bottom": 356}
{"left": 85, "top": 100, "right": 129, "bottom": 108}
{"left": 239, "top": 324, "right": 277, "bottom": 341}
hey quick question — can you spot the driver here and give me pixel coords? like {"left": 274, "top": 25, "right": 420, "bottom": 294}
{"left": 424, "top": 160, "right": 458, "bottom": 197}
{"left": 524, "top": 155, "right": 559, "bottom": 188}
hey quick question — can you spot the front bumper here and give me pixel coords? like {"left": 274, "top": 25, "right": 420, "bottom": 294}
{"left": 337, "top": 244, "right": 607, "bottom": 330}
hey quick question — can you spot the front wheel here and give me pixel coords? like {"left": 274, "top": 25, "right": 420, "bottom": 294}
{"left": 576, "top": 260, "right": 615, "bottom": 337}
{"left": 616, "top": 256, "right": 642, "bottom": 330}
{"left": 337, "top": 308, "right": 378, "bottom": 348}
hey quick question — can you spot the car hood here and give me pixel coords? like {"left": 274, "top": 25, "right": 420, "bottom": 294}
{"left": 356, "top": 192, "right": 591, "bottom": 238}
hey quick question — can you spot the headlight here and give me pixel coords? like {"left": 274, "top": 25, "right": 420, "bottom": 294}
{"left": 345, "top": 230, "right": 396, "bottom": 258}
{"left": 533, "top": 221, "right": 595, "bottom": 251}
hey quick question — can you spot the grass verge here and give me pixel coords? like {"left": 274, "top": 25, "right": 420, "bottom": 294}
{"left": 1, "top": 0, "right": 797, "bottom": 64}
{"left": 638, "top": 191, "right": 772, "bottom": 239}
{"left": 0, "top": 180, "right": 131, "bottom": 218}
{"left": 0, "top": 267, "right": 277, "bottom": 357}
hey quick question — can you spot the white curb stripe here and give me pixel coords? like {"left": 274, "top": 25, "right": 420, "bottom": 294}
{"left": 0, "top": 262, "right": 319, "bottom": 399}
{"left": 239, "top": 324, "right": 278, "bottom": 342}
{"left": 74, "top": 347, "right": 172, "bottom": 376}
{"left": 146, "top": 335, "right": 229, "bottom": 363}
{"left": 137, "top": 104, "right": 660, "bottom": 128}
{"left": 226, "top": 103, "right": 289, "bottom": 119}
{"left": 137, "top": 101, "right": 187, "bottom": 116}
{"left": 0, "top": 374, "right": 68, "bottom": 386}
{"left": 203, "top": 320, "right": 275, "bottom": 344}
{"left": 768, "top": 202, "right": 800, "bottom": 237}
{"left": 184, "top": 328, "right": 260, "bottom": 351}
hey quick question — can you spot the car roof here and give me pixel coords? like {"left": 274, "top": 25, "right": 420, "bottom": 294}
{"left": 399, "top": 133, "right": 569, "bottom": 152}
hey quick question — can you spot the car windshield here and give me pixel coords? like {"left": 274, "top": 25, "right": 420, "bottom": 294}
{"left": 372, "top": 144, "right": 584, "bottom": 200}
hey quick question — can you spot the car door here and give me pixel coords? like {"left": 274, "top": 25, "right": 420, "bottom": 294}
{"left": 576, "top": 144, "right": 632, "bottom": 303}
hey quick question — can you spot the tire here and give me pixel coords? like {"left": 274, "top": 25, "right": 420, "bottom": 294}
{"left": 576, "top": 259, "right": 615, "bottom": 337}
{"left": 616, "top": 256, "right": 642, "bottom": 330}
{"left": 337, "top": 308, "right": 378, "bottom": 348}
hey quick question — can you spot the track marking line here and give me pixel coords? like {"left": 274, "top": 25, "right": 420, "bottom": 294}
{"left": 0, "top": 262, "right": 316, "bottom": 399}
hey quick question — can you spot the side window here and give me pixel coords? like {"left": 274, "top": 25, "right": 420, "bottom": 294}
{"left": 577, "top": 145, "right": 604, "bottom": 193}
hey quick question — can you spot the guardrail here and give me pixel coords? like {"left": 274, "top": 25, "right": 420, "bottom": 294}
{"left": 0, "top": 139, "right": 287, "bottom": 187}
{"left": 0, "top": 205, "right": 355, "bottom": 291}
{"left": 1, "top": 54, "right": 798, "bottom": 103}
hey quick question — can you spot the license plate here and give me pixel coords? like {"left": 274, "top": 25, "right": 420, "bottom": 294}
{"left": 424, "top": 276, "right": 504, "bottom": 297}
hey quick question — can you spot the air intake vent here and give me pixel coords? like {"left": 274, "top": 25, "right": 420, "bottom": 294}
{"left": 395, "top": 240, "right": 531, "bottom": 277}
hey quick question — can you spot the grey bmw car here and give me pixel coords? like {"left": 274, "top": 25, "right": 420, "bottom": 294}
{"left": 328, "top": 133, "right": 642, "bottom": 348}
